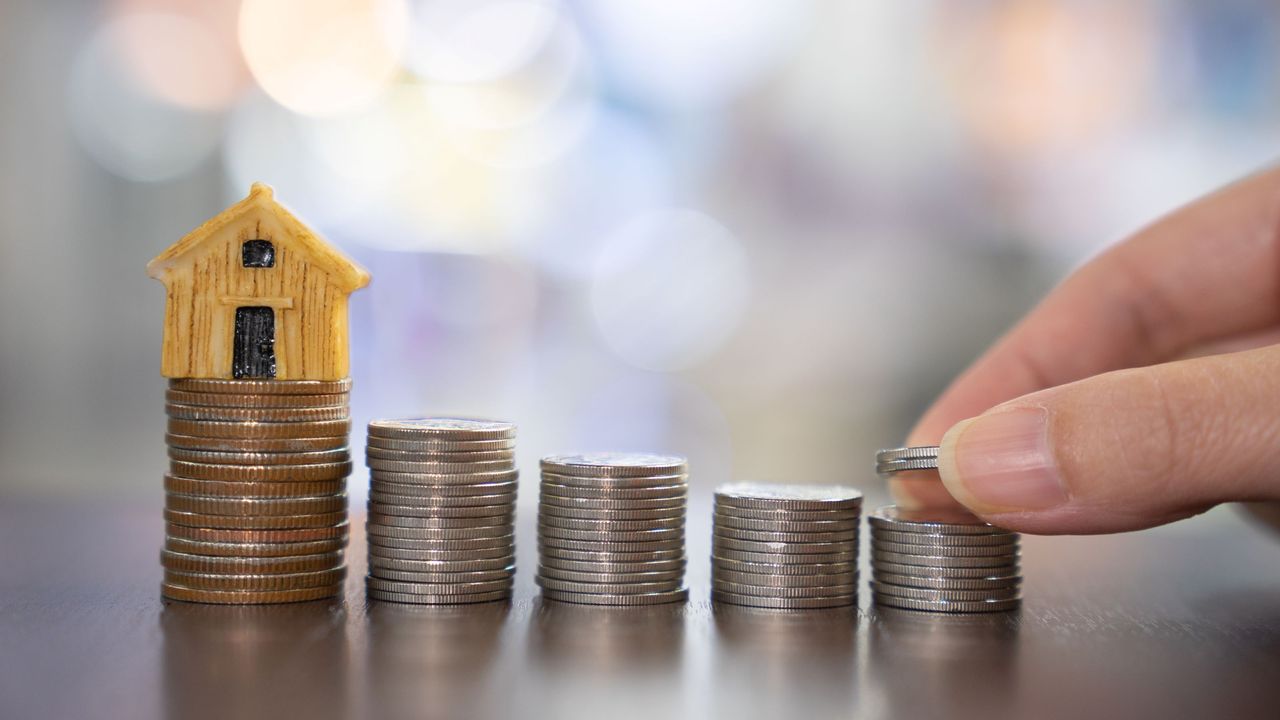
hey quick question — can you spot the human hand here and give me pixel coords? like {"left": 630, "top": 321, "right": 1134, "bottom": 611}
{"left": 893, "top": 168, "right": 1280, "bottom": 534}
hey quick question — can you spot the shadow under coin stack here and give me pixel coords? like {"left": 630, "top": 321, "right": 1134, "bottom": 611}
{"left": 537, "top": 453, "right": 689, "bottom": 606}
{"left": 365, "top": 418, "right": 518, "bottom": 605}
{"left": 872, "top": 446, "right": 1022, "bottom": 613}
{"left": 711, "top": 483, "right": 863, "bottom": 609}
{"left": 161, "top": 379, "right": 353, "bottom": 604}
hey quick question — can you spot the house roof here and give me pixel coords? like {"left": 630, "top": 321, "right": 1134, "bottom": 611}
{"left": 145, "top": 183, "right": 372, "bottom": 292}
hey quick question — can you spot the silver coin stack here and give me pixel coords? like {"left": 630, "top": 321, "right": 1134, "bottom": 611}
{"left": 711, "top": 483, "right": 863, "bottom": 609}
{"left": 536, "top": 453, "right": 689, "bottom": 606}
{"left": 872, "top": 446, "right": 1022, "bottom": 613}
{"left": 161, "top": 378, "right": 353, "bottom": 604}
{"left": 365, "top": 418, "right": 518, "bottom": 605}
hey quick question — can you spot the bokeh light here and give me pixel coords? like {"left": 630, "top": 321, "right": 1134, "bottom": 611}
{"left": 591, "top": 209, "right": 751, "bottom": 371}
{"left": 404, "top": 0, "right": 561, "bottom": 83}
{"left": 239, "top": 0, "right": 409, "bottom": 116}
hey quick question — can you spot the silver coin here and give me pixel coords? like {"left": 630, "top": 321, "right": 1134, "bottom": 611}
{"left": 712, "top": 579, "right": 856, "bottom": 599}
{"left": 539, "top": 547, "right": 685, "bottom": 563}
{"left": 164, "top": 537, "right": 348, "bottom": 558}
{"left": 369, "top": 480, "right": 517, "bottom": 497}
{"left": 536, "top": 576, "right": 684, "bottom": 594}
{"left": 367, "top": 588, "right": 512, "bottom": 605}
{"left": 714, "top": 568, "right": 857, "bottom": 589}
{"left": 872, "top": 594, "right": 1021, "bottom": 613}
{"left": 871, "top": 560, "right": 1019, "bottom": 579}
{"left": 368, "top": 491, "right": 515, "bottom": 508}
{"left": 164, "top": 567, "right": 347, "bottom": 591}
{"left": 868, "top": 505, "right": 1011, "bottom": 535}
{"left": 367, "top": 458, "right": 516, "bottom": 473}
{"left": 367, "top": 524, "right": 513, "bottom": 541}
{"left": 713, "top": 529, "right": 857, "bottom": 546}
{"left": 367, "top": 418, "right": 517, "bottom": 441}
{"left": 170, "top": 378, "right": 353, "bottom": 395}
{"left": 713, "top": 548, "right": 856, "bottom": 565}
{"left": 368, "top": 555, "right": 516, "bottom": 572}
{"left": 368, "top": 513, "right": 512, "bottom": 530}
{"left": 875, "top": 446, "right": 941, "bottom": 463}
{"left": 365, "top": 447, "right": 514, "bottom": 462}
{"left": 712, "top": 556, "right": 854, "bottom": 576}
{"left": 871, "top": 581, "right": 1021, "bottom": 603}
{"left": 168, "top": 460, "right": 353, "bottom": 482}
{"left": 539, "top": 472, "right": 688, "bottom": 489}
{"left": 165, "top": 433, "right": 348, "bottom": 453}
{"left": 711, "top": 591, "right": 855, "bottom": 610}
{"left": 366, "top": 576, "right": 513, "bottom": 595}
{"left": 370, "top": 469, "right": 518, "bottom": 485}
{"left": 164, "top": 389, "right": 348, "bottom": 409}
{"left": 713, "top": 504, "right": 859, "bottom": 522}
{"left": 540, "top": 495, "right": 685, "bottom": 511}
{"left": 367, "top": 502, "right": 513, "bottom": 519}
{"left": 166, "top": 403, "right": 350, "bottom": 423}
{"left": 538, "top": 515, "right": 684, "bottom": 532}
{"left": 366, "top": 436, "right": 516, "bottom": 452}
{"left": 877, "top": 457, "right": 940, "bottom": 474}
{"left": 714, "top": 483, "right": 863, "bottom": 511}
{"left": 713, "top": 537, "right": 857, "bottom": 555}
{"left": 872, "top": 571, "right": 1021, "bottom": 591}
{"left": 540, "top": 586, "right": 688, "bottom": 606}
{"left": 369, "top": 567, "right": 515, "bottom": 584}
{"left": 871, "top": 528, "right": 1019, "bottom": 547}
{"left": 165, "top": 493, "right": 347, "bottom": 516}
{"left": 167, "top": 417, "right": 351, "bottom": 440}
{"left": 160, "top": 549, "right": 345, "bottom": 575}
{"left": 539, "top": 482, "right": 687, "bottom": 500}
{"left": 538, "top": 525, "right": 683, "bottom": 543}
{"left": 537, "top": 566, "right": 686, "bottom": 585}
{"left": 713, "top": 514, "right": 860, "bottom": 533}
{"left": 540, "top": 452, "right": 688, "bottom": 477}
{"left": 537, "top": 557, "right": 686, "bottom": 574}
{"left": 367, "top": 533, "right": 514, "bottom": 552}
{"left": 873, "top": 540, "right": 1018, "bottom": 558}
{"left": 872, "top": 550, "right": 1017, "bottom": 569}
{"left": 367, "top": 545, "right": 515, "bottom": 562}
{"left": 538, "top": 505, "right": 685, "bottom": 521}
{"left": 537, "top": 537, "right": 686, "bottom": 553}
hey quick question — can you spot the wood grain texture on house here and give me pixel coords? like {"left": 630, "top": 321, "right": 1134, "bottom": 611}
{"left": 146, "top": 183, "right": 371, "bottom": 380}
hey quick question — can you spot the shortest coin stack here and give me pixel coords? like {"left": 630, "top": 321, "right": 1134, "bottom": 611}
{"left": 711, "top": 483, "right": 863, "bottom": 610}
{"left": 365, "top": 418, "right": 518, "bottom": 605}
{"left": 869, "top": 505, "right": 1022, "bottom": 613}
{"left": 537, "top": 453, "right": 689, "bottom": 606}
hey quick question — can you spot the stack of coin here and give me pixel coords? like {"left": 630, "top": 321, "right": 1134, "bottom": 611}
{"left": 711, "top": 483, "right": 862, "bottom": 609}
{"left": 536, "top": 453, "right": 689, "bottom": 606}
{"left": 365, "top": 418, "right": 518, "bottom": 605}
{"left": 161, "top": 378, "right": 353, "bottom": 604}
{"left": 868, "top": 505, "right": 1021, "bottom": 613}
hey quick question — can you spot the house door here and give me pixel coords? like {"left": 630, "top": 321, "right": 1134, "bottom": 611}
{"left": 232, "top": 306, "right": 277, "bottom": 378}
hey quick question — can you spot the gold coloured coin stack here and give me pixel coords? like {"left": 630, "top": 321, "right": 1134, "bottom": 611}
{"left": 536, "top": 453, "right": 689, "bottom": 606}
{"left": 711, "top": 483, "right": 863, "bottom": 609}
{"left": 365, "top": 418, "right": 518, "bottom": 605}
{"left": 162, "top": 378, "right": 353, "bottom": 604}
{"left": 872, "top": 446, "right": 1022, "bottom": 612}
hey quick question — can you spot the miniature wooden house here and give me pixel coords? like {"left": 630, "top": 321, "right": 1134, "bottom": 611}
{"left": 146, "top": 183, "right": 370, "bottom": 380}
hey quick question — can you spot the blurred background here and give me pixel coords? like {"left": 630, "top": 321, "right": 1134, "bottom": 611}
{"left": 2, "top": 0, "right": 1278, "bottom": 504}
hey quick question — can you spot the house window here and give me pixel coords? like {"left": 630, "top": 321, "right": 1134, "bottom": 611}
{"left": 242, "top": 240, "right": 275, "bottom": 268}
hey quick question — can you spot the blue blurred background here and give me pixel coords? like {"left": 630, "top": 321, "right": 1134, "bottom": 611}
{"left": 2, "top": 0, "right": 1278, "bottom": 502}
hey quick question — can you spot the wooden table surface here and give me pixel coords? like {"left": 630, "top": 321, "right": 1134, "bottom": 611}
{"left": 2, "top": 496, "right": 1279, "bottom": 720}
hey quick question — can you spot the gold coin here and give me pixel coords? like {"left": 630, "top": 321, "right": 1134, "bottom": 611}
{"left": 164, "top": 567, "right": 347, "bottom": 591}
{"left": 165, "top": 389, "right": 349, "bottom": 409}
{"left": 161, "top": 583, "right": 343, "bottom": 604}
{"left": 163, "top": 474, "right": 345, "bottom": 498}
{"left": 169, "top": 378, "right": 353, "bottom": 395}
{"left": 164, "top": 537, "right": 347, "bottom": 557}
{"left": 167, "top": 418, "right": 351, "bottom": 439}
{"left": 160, "top": 549, "right": 344, "bottom": 574}
{"left": 165, "top": 493, "right": 347, "bottom": 516}
{"left": 165, "top": 403, "right": 350, "bottom": 423}
{"left": 169, "top": 460, "right": 352, "bottom": 482}
{"left": 164, "top": 522, "right": 349, "bottom": 543}
{"left": 164, "top": 509, "right": 348, "bottom": 530}
{"left": 165, "top": 433, "right": 348, "bottom": 453}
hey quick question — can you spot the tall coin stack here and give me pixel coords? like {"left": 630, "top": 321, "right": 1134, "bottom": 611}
{"left": 711, "top": 484, "right": 863, "bottom": 609}
{"left": 162, "top": 378, "right": 353, "bottom": 604}
{"left": 536, "top": 453, "right": 689, "bottom": 606}
{"left": 365, "top": 418, "right": 518, "bottom": 605}
{"left": 873, "top": 446, "right": 1021, "bottom": 613}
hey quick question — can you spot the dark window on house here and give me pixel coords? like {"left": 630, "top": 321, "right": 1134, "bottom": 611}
{"left": 242, "top": 239, "right": 275, "bottom": 268}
